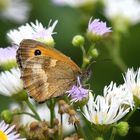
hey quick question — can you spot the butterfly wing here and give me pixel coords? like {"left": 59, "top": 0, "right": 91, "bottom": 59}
{"left": 17, "top": 39, "right": 81, "bottom": 102}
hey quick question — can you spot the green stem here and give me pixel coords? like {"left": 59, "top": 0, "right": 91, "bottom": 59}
{"left": 14, "top": 112, "right": 36, "bottom": 119}
{"left": 47, "top": 99, "right": 55, "bottom": 127}
{"left": 109, "top": 127, "right": 117, "bottom": 140}
{"left": 105, "top": 32, "right": 127, "bottom": 72}
{"left": 81, "top": 45, "right": 86, "bottom": 57}
{"left": 81, "top": 45, "right": 88, "bottom": 69}
{"left": 124, "top": 105, "right": 138, "bottom": 121}
{"left": 76, "top": 123, "right": 87, "bottom": 140}
{"left": 74, "top": 123, "right": 79, "bottom": 136}
{"left": 25, "top": 100, "right": 41, "bottom": 121}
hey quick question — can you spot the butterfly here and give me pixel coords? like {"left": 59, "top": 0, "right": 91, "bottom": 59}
{"left": 16, "top": 39, "right": 81, "bottom": 103}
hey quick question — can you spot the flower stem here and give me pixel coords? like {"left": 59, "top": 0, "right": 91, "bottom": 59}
{"left": 59, "top": 113, "right": 63, "bottom": 140}
{"left": 109, "top": 127, "right": 117, "bottom": 140}
{"left": 14, "top": 112, "right": 36, "bottom": 119}
{"left": 25, "top": 99, "right": 41, "bottom": 121}
{"left": 76, "top": 123, "right": 87, "bottom": 140}
{"left": 81, "top": 45, "right": 88, "bottom": 69}
{"left": 47, "top": 99, "right": 56, "bottom": 127}
{"left": 124, "top": 105, "right": 138, "bottom": 121}
{"left": 105, "top": 32, "right": 127, "bottom": 72}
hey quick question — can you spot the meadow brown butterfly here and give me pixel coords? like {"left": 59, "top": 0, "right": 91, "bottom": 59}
{"left": 16, "top": 39, "right": 81, "bottom": 103}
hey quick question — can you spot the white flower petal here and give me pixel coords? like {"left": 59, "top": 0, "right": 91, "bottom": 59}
{"left": 52, "top": 0, "right": 96, "bottom": 7}
{"left": 0, "top": 0, "right": 30, "bottom": 23}
{"left": 0, "top": 68, "right": 23, "bottom": 96}
{"left": 104, "top": 0, "right": 140, "bottom": 24}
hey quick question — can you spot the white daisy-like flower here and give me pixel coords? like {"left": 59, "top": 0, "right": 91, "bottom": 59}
{"left": 0, "top": 120, "right": 26, "bottom": 140}
{"left": 0, "top": 0, "right": 30, "bottom": 23}
{"left": 7, "top": 20, "right": 58, "bottom": 46}
{"left": 83, "top": 82, "right": 132, "bottom": 125}
{"left": 123, "top": 67, "right": 140, "bottom": 100}
{"left": 104, "top": 0, "right": 140, "bottom": 25}
{"left": 52, "top": 0, "right": 96, "bottom": 7}
{"left": 0, "top": 68, "right": 23, "bottom": 97}
{"left": 0, "top": 46, "right": 17, "bottom": 64}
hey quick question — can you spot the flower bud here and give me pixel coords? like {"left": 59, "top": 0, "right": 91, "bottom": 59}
{"left": 58, "top": 100, "right": 70, "bottom": 114}
{"left": 90, "top": 48, "right": 99, "bottom": 58}
{"left": 68, "top": 109, "right": 79, "bottom": 124}
{"left": 116, "top": 121, "right": 129, "bottom": 136}
{"left": 1, "top": 110, "right": 13, "bottom": 123}
{"left": 83, "top": 57, "right": 90, "bottom": 65}
{"left": 72, "top": 35, "right": 85, "bottom": 47}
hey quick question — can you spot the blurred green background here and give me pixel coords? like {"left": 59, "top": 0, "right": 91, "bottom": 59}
{"left": 0, "top": 0, "right": 140, "bottom": 139}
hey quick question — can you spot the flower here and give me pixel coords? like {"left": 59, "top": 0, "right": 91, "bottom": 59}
{"left": 7, "top": 20, "right": 58, "bottom": 46}
{"left": 104, "top": 0, "right": 140, "bottom": 25}
{"left": 83, "top": 82, "right": 132, "bottom": 125}
{"left": 52, "top": 0, "right": 96, "bottom": 7}
{"left": 0, "top": 120, "right": 26, "bottom": 140}
{"left": 0, "top": 0, "right": 30, "bottom": 23}
{"left": 66, "top": 77, "right": 89, "bottom": 102}
{"left": 0, "top": 46, "right": 17, "bottom": 65}
{"left": 0, "top": 68, "right": 23, "bottom": 97}
{"left": 87, "top": 18, "right": 112, "bottom": 37}
{"left": 123, "top": 67, "right": 140, "bottom": 101}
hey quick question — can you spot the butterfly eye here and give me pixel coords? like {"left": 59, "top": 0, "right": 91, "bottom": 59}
{"left": 34, "top": 49, "right": 41, "bottom": 56}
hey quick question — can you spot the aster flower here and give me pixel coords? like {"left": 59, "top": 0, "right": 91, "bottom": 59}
{"left": 0, "top": 46, "right": 17, "bottom": 68}
{"left": 0, "top": 120, "right": 26, "bottom": 140}
{"left": 104, "top": 0, "right": 140, "bottom": 25}
{"left": 123, "top": 67, "right": 140, "bottom": 102}
{"left": 66, "top": 77, "right": 89, "bottom": 102}
{"left": 82, "top": 82, "right": 132, "bottom": 125}
{"left": 52, "top": 0, "right": 96, "bottom": 7}
{"left": 0, "top": 68, "right": 23, "bottom": 97}
{"left": 87, "top": 18, "right": 112, "bottom": 37}
{"left": 7, "top": 20, "right": 58, "bottom": 46}
{"left": 0, "top": 0, "right": 30, "bottom": 23}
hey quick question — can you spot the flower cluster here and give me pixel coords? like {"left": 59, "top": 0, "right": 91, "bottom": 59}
{"left": 0, "top": 6, "right": 139, "bottom": 139}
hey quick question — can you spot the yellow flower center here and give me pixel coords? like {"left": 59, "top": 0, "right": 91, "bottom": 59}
{"left": 0, "top": 130, "right": 8, "bottom": 140}
{"left": 94, "top": 114, "right": 99, "bottom": 124}
{"left": 132, "top": 85, "right": 140, "bottom": 97}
